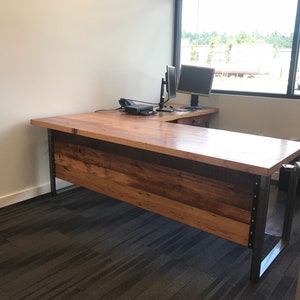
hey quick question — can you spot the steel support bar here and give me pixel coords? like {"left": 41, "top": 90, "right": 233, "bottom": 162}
{"left": 250, "top": 175, "right": 271, "bottom": 281}
{"left": 282, "top": 167, "right": 298, "bottom": 241}
{"left": 250, "top": 166, "right": 299, "bottom": 281}
{"left": 47, "top": 129, "right": 57, "bottom": 196}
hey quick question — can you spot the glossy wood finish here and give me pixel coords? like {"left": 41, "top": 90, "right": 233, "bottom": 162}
{"left": 31, "top": 109, "right": 300, "bottom": 176}
{"left": 150, "top": 106, "right": 218, "bottom": 124}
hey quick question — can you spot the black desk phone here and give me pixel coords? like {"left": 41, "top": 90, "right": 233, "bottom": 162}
{"left": 118, "top": 98, "right": 155, "bottom": 115}
{"left": 119, "top": 98, "right": 135, "bottom": 107}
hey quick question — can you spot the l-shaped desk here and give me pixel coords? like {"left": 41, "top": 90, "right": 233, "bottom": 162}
{"left": 31, "top": 107, "right": 300, "bottom": 281}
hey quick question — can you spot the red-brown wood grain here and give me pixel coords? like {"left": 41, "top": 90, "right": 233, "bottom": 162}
{"left": 31, "top": 109, "right": 300, "bottom": 176}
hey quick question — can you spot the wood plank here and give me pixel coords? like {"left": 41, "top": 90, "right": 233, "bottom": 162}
{"left": 55, "top": 164, "right": 250, "bottom": 246}
{"left": 149, "top": 106, "right": 218, "bottom": 122}
{"left": 176, "top": 115, "right": 209, "bottom": 126}
{"left": 31, "top": 110, "right": 300, "bottom": 176}
{"left": 52, "top": 133, "right": 252, "bottom": 246}
{"left": 54, "top": 139, "right": 253, "bottom": 221}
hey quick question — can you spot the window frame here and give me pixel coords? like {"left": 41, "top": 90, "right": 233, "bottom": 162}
{"left": 173, "top": 0, "right": 300, "bottom": 99}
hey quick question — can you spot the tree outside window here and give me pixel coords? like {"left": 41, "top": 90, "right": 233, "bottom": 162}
{"left": 178, "top": 0, "right": 300, "bottom": 97}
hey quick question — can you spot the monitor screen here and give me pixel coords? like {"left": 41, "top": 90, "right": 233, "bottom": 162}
{"left": 177, "top": 65, "right": 215, "bottom": 109}
{"left": 157, "top": 65, "right": 176, "bottom": 112}
{"left": 177, "top": 65, "right": 215, "bottom": 96}
{"left": 166, "top": 65, "right": 176, "bottom": 99}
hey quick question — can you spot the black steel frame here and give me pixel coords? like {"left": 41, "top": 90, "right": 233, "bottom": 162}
{"left": 48, "top": 129, "right": 56, "bottom": 196}
{"left": 249, "top": 170, "right": 298, "bottom": 281}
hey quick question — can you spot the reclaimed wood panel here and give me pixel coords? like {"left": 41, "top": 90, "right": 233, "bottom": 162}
{"left": 176, "top": 115, "right": 209, "bottom": 126}
{"left": 53, "top": 131, "right": 252, "bottom": 246}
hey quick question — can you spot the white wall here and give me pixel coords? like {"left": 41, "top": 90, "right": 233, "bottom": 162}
{"left": 1, "top": 0, "right": 300, "bottom": 208}
{"left": 0, "top": 0, "right": 174, "bottom": 207}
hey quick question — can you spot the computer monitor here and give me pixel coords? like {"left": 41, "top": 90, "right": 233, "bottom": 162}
{"left": 177, "top": 65, "right": 215, "bottom": 110}
{"left": 157, "top": 65, "right": 176, "bottom": 112}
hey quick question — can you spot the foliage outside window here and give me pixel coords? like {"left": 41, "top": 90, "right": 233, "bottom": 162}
{"left": 176, "top": 0, "right": 300, "bottom": 97}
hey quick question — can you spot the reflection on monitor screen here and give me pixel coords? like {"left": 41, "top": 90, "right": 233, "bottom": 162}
{"left": 177, "top": 65, "right": 215, "bottom": 110}
{"left": 166, "top": 65, "right": 176, "bottom": 99}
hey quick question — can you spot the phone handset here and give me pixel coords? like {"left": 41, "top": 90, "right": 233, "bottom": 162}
{"left": 119, "top": 98, "right": 135, "bottom": 107}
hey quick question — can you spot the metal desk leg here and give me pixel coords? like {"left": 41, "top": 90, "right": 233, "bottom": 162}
{"left": 282, "top": 167, "right": 298, "bottom": 241}
{"left": 249, "top": 169, "right": 298, "bottom": 281}
{"left": 47, "top": 129, "right": 57, "bottom": 196}
{"left": 249, "top": 175, "right": 271, "bottom": 281}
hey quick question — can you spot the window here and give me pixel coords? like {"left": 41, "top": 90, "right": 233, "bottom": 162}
{"left": 174, "top": 0, "right": 300, "bottom": 98}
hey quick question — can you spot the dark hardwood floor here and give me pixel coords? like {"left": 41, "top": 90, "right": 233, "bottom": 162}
{"left": 0, "top": 186, "right": 299, "bottom": 300}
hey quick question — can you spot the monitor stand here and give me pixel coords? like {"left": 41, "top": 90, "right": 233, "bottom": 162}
{"left": 156, "top": 106, "right": 174, "bottom": 112}
{"left": 180, "top": 94, "right": 203, "bottom": 110}
{"left": 156, "top": 78, "right": 174, "bottom": 112}
{"left": 180, "top": 105, "right": 203, "bottom": 110}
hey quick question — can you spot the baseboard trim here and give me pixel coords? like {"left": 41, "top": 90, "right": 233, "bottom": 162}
{"left": 0, "top": 179, "right": 72, "bottom": 208}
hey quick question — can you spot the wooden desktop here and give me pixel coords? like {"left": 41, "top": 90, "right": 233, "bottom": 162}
{"left": 148, "top": 106, "right": 218, "bottom": 127}
{"left": 31, "top": 107, "right": 300, "bottom": 281}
